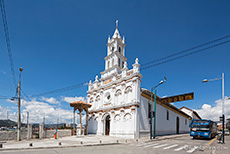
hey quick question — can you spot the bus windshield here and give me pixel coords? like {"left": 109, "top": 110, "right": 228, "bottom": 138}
{"left": 191, "top": 124, "right": 210, "bottom": 128}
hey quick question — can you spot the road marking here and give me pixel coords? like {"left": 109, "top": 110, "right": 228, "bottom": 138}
{"left": 144, "top": 143, "right": 160, "bottom": 147}
{"left": 153, "top": 144, "right": 168, "bottom": 148}
{"left": 187, "top": 146, "right": 199, "bottom": 153}
{"left": 163, "top": 144, "right": 178, "bottom": 149}
{"left": 208, "top": 138, "right": 216, "bottom": 146}
{"left": 175, "top": 145, "right": 188, "bottom": 151}
{"left": 136, "top": 143, "right": 150, "bottom": 146}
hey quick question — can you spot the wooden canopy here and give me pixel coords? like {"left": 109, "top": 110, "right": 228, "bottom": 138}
{"left": 70, "top": 100, "right": 92, "bottom": 109}
{"left": 70, "top": 100, "right": 92, "bottom": 136}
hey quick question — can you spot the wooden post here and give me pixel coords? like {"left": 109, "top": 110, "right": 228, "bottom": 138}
{"left": 86, "top": 109, "right": 88, "bottom": 135}
{"left": 73, "top": 107, "right": 76, "bottom": 135}
{"left": 80, "top": 110, "right": 82, "bottom": 135}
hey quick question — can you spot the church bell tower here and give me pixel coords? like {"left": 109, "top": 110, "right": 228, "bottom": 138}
{"left": 101, "top": 20, "right": 127, "bottom": 80}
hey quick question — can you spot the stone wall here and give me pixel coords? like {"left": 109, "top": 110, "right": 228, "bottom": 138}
{"left": 0, "top": 127, "right": 31, "bottom": 141}
{"left": 38, "top": 124, "right": 71, "bottom": 139}
{"left": 45, "top": 130, "right": 71, "bottom": 138}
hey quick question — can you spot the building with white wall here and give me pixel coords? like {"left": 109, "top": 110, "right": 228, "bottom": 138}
{"left": 87, "top": 22, "right": 195, "bottom": 138}
{"left": 180, "top": 106, "right": 201, "bottom": 120}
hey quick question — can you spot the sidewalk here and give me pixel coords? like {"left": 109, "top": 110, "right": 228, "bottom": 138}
{"left": 0, "top": 133, "right": 189, "bottom": 151}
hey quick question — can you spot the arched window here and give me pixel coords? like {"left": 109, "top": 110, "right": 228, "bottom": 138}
{"left": 115, "top": 89, "right": 122, "bottom": 105}
{"left": 118, "top": 58, "right": 120, "bottom": 67}
{"left": 112, "top": 58, "right": 114, "bottom": 66}
{"left": 108, "top": 61, "right": 110, "bottom": 68}
{"left": 185, "top": 119, "right": 187, "bottom": 125}
{"left": 167, "top": 110, "right": 169, "bottom": 120}
{"left": 124, "top": 113, "right": 132, "bottom": 121}
{"left": 124, "top": 86, "right": 132, "bottom": 103}
{"left": 119, "top": 47, "right": 121, "bottom": 53}
{"left": 90, "top": 97, "right": 94, "bottom": 103}
{"left": 95, "top": 95, "right": 100, "bottom": 108}
{"left": 122, "top": 61, "right": 124, "bottom": 68}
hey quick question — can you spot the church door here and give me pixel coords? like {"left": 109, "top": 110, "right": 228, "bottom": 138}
{"left": 105, "top": 115, "right": 110, "bottom": 135}
{"left": 176, "top": 117, "right": 180, "bottom": 134}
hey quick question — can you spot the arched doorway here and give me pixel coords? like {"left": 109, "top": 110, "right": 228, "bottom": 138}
{"left": 176, "top": 117, "right": 180, "bottom": 134}
{"left": 105, "top": 115, "right": 110, "bottom": 135}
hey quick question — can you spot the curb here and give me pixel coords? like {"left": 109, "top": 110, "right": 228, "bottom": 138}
{"left": 0, "top": 142, "right": 120, "bottom": 151}
{"left": 144, "top": 134, "right": 189, "bottom": 143}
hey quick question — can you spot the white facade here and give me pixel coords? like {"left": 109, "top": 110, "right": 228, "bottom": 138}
{"left": 180, "top": 106, "right": 201, "bottom": 120}
{"left": 87, "top": 24, "right": 192, "bottom": 138}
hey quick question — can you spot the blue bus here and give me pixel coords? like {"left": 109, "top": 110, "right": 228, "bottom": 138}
{"left": 190, "top": 119, "right": 217, "bottom": 139}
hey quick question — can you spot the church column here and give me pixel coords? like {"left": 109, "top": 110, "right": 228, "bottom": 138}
{"left": 97, "top": 112, "right": 103, "bottom": 135}
{"left": 85, "top": 109, "right": 89, "bottom": 135}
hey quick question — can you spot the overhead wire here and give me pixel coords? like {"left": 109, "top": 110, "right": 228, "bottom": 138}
{"left": 25, "top": 81, "right": 87, "bottom": 98}
{"left": 23, "top": 36, "right": 230, "bottom": 98}
{"left": 0, "top": 0, "right": 17, "bottom": 87}
{"left": 21, "top": 89, "right": 46, "bottom": 123}
{"left": 141, "top": 35, "right": 230, "bottom": 67}
{"left": 141, "top": 39, "right": 230, "bottom": 70}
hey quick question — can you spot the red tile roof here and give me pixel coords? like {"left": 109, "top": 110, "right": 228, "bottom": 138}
{"left": 70, "top": 101, "right": 92, "bottom": 107}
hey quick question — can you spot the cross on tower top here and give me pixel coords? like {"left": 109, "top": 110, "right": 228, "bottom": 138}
{"left": 116, "top": 20, "right": 119, "bottom": 28}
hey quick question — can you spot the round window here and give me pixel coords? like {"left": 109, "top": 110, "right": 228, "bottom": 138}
{"left": 104, "top": 92, "right": 111, "bottom": 103}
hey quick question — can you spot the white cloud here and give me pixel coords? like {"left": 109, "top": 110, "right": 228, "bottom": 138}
{"left": 62, "top": 96, "right": 86, "bottom": 103}
{"left": 0, "top": 106, "right": 11, "bottom": 120}
{"left": 41, "top": 97, "right": 60, "bottom": 104}
{"left": 195, "top": 97, "right": 230, "bottom": 121}
{"left": 2, "top": 96, "right": 88, "bottom": 125}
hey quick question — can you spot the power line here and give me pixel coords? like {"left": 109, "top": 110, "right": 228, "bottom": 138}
{"left": 21, "top": 89, "right": 45, "bottom": 123}
{"left": 0, "top": 0, "right": 17, "bottom": 87}
{"left": 141, "top": 35, "right": 230, "bottom": 67}
{"left": 22, "top": 36, "right": 230, "bottom": 98}
{"left": 141, "top": 39, "right": 230, "bottom": 70}
{"left": 25, "top": 81, "right": 87, "bottom": 98}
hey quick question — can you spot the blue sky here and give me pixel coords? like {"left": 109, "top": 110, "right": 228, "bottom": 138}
{"left": 0, "top": 0, "right": 230, "bottom": 123}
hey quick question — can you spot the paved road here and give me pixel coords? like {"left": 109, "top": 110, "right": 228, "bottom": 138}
{"left": 0, "top": 135, "right": 229, "bottom": 154}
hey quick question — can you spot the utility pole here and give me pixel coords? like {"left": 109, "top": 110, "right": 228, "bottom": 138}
{"left": 27, "top": 111, "right": 29, "bottom": 127}
{"left": 6, "top": 110, "right": 8, "bottom": 120}
{"left": 17, "top": 67, "right": 23, "bottom": 141}
{"left": 222, "top": 73, "right": 225, "bottom": 144}
{"left": 43, "top": 113, "right": 45, "bottom": 125}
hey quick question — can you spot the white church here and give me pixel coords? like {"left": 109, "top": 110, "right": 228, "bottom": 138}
{"left": 87, "top": 22, "right": 198, "bottom": 138}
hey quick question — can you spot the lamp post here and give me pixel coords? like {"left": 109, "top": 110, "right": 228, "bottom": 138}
{"left": 202, "top": 73, "right": 225, "bottom": 144}
{"left": 17, "top": 67, "right": 23, "bottom": 141}
{"left": 150, "top": 77, "right": 167, "bottom": 139}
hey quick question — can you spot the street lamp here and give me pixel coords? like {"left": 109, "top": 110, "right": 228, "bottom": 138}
{"left": 202, "top": 73, "right": 225, "bottom": 144}
{"left": 150, "top": 77, "right": 167, "bottom": 139}
{"left": 17, "top": 67, "right": 23, "bottom": 141}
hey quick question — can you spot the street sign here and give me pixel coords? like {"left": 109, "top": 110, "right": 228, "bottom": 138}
{"left": 161, "top": 92, "right": 194, "bottom": 103}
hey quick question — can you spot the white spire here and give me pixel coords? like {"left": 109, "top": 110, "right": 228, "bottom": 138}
{"left": 135, "top": 57, "right": 139, "bottom": 64}
{"left": 112, "top": 20, "right": 121, "bottom": 39}
{"left": 122, "top": 35, "right": 125, "bottom": 43}
{"left": 124, "top": 61, "right": 128, "bottom": 69}
{"left": 108, "top": 35, "right": 111, "bottom": 43}
{"left": 112, "top": 28, "right": 121, "bottom": 39}
{"left": 95, "top": 75, "right": 99, "bottom": 82}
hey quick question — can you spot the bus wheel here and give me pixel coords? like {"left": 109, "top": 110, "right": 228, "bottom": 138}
{"left": 193, "top": 136, "right": 196, "bottom": 139}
